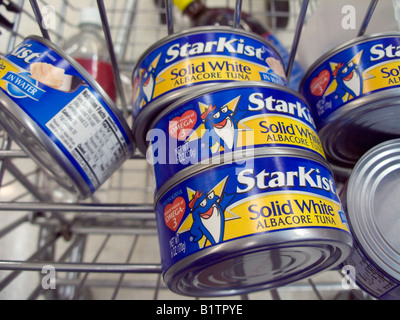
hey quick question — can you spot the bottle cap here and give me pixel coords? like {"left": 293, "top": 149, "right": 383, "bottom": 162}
{"left": 173, "top": 0, "right": 195, "bottom": 12}
{"left": 79, "top": 7, "right": 102, "bottom": 27}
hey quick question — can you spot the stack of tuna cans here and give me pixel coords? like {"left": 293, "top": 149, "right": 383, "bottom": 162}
{"left": 300, "top": 32, "right": 400, "bottom": 300}
{"left": 132, "top": 26, "right": 353, "bottom": 297}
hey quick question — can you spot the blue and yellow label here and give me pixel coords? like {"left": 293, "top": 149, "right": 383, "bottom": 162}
{"left": 155, "top": 156, "right": 350, "bottom": 273}
{"left": 0, "top": 37, "right": 132, "bottom": 194}
{"left": 301, "top": 34, "right": 400, "bottom": 128}
{"left": 147, "top": 85, "right": 325, "bottom": 189}
{"left": 132, "top": 29, "right": 287, "bottom": 119}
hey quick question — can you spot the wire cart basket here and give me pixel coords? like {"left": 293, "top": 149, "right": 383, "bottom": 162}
{"left": 1, "top": 0, "right": 396, "bottom": 300}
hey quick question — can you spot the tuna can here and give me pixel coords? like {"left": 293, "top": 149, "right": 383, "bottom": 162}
{"left": 342, "top": 139, "right": 400, "bottom": 300}
{"left": 0, "top": 36, "right": 134, "bottom": 199}
{"left": 300, "top": 32, "right": 400, "bottom": 167}
{"left": 132, "top": 26, "right": 287, "bottom": 147}
{"left": 146, "top": 82, "right": 326, "bottom": 189}
{"left": 155, "top": 149, "right": 352, "bottom": 296}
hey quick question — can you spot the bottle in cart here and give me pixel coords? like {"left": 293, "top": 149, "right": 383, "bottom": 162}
{"left": 172, "top": 0, "right": 304, "bottom": 91}
{"left": 63, "top": 7, "right": 116, "bottom": 101}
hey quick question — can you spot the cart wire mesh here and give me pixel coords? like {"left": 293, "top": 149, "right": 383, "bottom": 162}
{"left": 0, "top": 0, "right": 382, "bottom": 300}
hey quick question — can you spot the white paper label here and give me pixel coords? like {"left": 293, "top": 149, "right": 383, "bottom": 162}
{"left": 46, "top": 88, "right": 128, "bottom": 188}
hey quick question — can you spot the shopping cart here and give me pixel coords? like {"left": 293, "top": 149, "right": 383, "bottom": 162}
{"left": 0, "top": 0, "right": 388, "bottom": 300}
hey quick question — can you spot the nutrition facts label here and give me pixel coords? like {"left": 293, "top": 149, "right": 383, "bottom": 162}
{"left": 46, "top": 88, "right": 128, "bottom": 189}
{"left": 346, "top": 243, "right": 399, "bottom": 299}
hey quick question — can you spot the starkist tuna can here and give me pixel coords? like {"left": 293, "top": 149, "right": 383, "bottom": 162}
{"left": 341, "top": 139, "right": 400, "bottom": 300}
{"left": 300, "top": 32, "right": 400, "bottom": 167}
{"left": 146, "top": 82, "right": 325, "bottom": 190}
{"left": 132, "top": 26, "right": 287, "bottom": 148}
{"left": 0, "top": 36, "right": 134, "bottom": 199}
{"left": 155, "top": 149, "right": 353, "bottom": 297}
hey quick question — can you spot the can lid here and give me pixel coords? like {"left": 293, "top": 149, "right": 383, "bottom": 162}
{"left": 164, "top": 228, "right": 352, "bottom": 297}
{"left": 318, "top": 88, "right": 400, "bottom": 166}
{"left": 347, "top": 138, "right": 400, "bottom": 280}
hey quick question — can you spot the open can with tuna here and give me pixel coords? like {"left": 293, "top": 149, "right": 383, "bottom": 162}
{"left": 341, "top": 139, "right": 400, "bottom": 300}
{"left": 0, "top": 36, "right": 134, "bottom": 199}
{"left": 132, "top": 26, "right": 287, "bottom": 148}
{"left": 154, "top": 149, "right": 353, "bottom": 297}
{"left": 300, "top": 32, "right": 400, "bottom": 167}
{"left": 146, "top": 82, "right": 325, "bottom": 190}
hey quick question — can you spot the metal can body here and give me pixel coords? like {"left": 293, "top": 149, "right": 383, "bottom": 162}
{"left": 155, "top": 151, "right": 352, "bottom": 296}
{"left": 147, "top": 82, "right": 325, "bottom": 189}
{"left": 342, "top": 139, "right": 400, "bottom": 300}
{"left": 0, "top": 36, "right": 134, "bottom": 199}
{"left": 131, "top": 26, "right": 287, "bottom": 146}
{"left": 300, "top": 32, "right": 400, "bottom": 166}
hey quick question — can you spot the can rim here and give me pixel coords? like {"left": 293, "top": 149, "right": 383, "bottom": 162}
{"left": 163, "top": 227, "right": 352, "bottom": 297}
{"left": 316, "top": 87, "right": 400, "bottom": 166}
{"left": 346, "top": 138, "right": 400, "bottom": 280}
{"left": 300, "top": 31, "right": 400, "bottom": 91}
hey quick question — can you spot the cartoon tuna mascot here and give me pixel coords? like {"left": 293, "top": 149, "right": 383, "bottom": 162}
{"left": 200, "top": 96, "right": 247, "bottom": 151}
{"left": 329, "top": 50, "right": 363, "bottom": 103}
{"left": 188, "top": 188, "right": 235, "bottom": 245}
{"left": 132, "top": 53, "right": 161, "bottom": 109}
